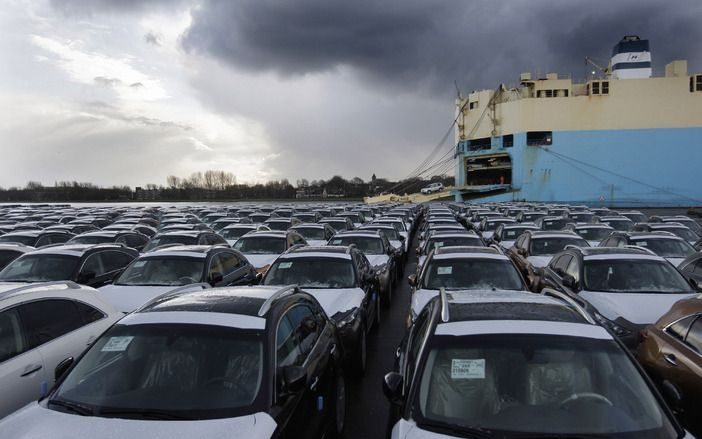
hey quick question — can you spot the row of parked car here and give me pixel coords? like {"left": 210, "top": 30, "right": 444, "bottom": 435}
{"left": 0, "top": 201, "right": 700, "bottom": 438}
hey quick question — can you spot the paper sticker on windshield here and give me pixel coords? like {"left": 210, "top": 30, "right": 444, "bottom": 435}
{"left": 101, "top": 336, "right": 134, "bottom": 352}
{"left": 133, "top": 261, "right": 146, "bottom": 268}
{"left": 278, "top": 262, "right": 293, "bottom": 269}
{"left": 331, "top": 239, "right": 343, "bottom": 245}
{"left": 433, "top": 242, "right": 445, "bottom": 249}
{"left": 437, "top": 266, "right": 452, "bottom": 275}
{"left": 451, "top": 359, "right": 485, "bottom": 379}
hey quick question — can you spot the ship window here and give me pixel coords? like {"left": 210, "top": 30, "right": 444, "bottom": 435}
{"left": 545, "top": 90, "right": 553, "bottom": 98}
{"left": 537, "top": 90, "right": 543, "bottom": 98}
{"left": 503, "top": 134, "right": 514, "bottom": 148}
{"left": 469, "top": 137, "right": 492, "bottom": 151}
{"left": 696, "top": 75, "right": 702, "bottom": 92}
{"left": 562, "top": 89, "right": 569, "bottom": 97}
{"left": 469, "top": 101, "right": 478, "bottom": 109}
{"left": 602, "top": 81, "right": 609, "bottom": 94}
{"left": 527, "top": 131, "right": 552, "bottom": 146}
{"left": 592, "top": 82, "right": 600, "bottom": 95}
{"left": 691, "top": 76, "right": 695, "bottom": 93}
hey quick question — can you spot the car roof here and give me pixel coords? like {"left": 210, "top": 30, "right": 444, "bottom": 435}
{"left": 155, "top": 230, "right": 203, "bottom": 237}
{"left": 528, "top": 231, "right": 580, "bottom": 238}
{"left": 23, "top": 243, "right": 124, "bottom": 257}
{"left": 624, "top": 232, "right": 684, "bottom": 240}
{"left": 146, "top": 245, "right": 224, "bottom": 258}
{"left": 0, "top": 281, "right": 88, "bottom": 302}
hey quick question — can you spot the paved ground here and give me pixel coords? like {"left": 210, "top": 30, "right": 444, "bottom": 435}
{"left": 345, "top": 242, "right": 417, "bottom": 439}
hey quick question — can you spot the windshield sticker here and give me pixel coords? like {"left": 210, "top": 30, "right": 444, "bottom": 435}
{"left": 101, "top": 336, "right": 134, "bottom": 352}
{"left": 278, "top": 262, "right": 293, "bottom": 269}
{"left": 331, "top": 239, "right": 343, "bottom": 245}
{"left": 433, "top": 242, "right": 444, "bottom": 249}
{"left": 637, "top": 241, "right": 648, "bottom": 246}
{"left": 437, "top": 266, "right": 452, "bottom": 275}
{"left": 132, "top": 261, "right": 146, "bottom": 268}
{"left": 451, "top": 359, "right": 485, "bottom": 379}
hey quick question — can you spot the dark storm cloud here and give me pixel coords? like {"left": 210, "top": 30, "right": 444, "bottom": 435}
{"left": 182, "top": 0, "right": 702, "bottom": 93}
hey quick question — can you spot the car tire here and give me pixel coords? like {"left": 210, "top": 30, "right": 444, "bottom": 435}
{"left": 331, "top": 371, "right": 347, "bottom": 438}
{"left": 353, "top": 321, "right": 367, "bottom": 377}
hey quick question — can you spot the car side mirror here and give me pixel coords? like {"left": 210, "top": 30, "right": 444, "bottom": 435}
{"left": 661, "top": 380, "right": 682, "bottom": 410}
{"left": 283, "top": 365, "right": 307, "bottom": 394}
{"left": 254, "top": 272, "right": 263, "bottom": 284}
{"left": 209, "top": 271, "right": 224, "bottom": 286}
{"left": 77, "top": 271, "right": 96, "bottom": 283}
{"left": 562, "top": 274, "right": 577, "bottom": 289}
{"left": 55, "top": 357, "right": 74, "bottom": 381}
{"left": 383, "top": 372, "right": 403, "bottom": 405}
{"left": 408, "top": 274, "right": 417, "bottom": 287}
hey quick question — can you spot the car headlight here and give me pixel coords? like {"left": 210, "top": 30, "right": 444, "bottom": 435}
{"left": 333, "top": 307, "right": 361, "bottom": 328}
{"left": 593, "top": 312, "right": 632, "bottom": 337}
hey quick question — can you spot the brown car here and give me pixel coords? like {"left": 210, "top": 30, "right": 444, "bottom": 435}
{"left": 639, "top": 296, "right": 702, "bottom": 436}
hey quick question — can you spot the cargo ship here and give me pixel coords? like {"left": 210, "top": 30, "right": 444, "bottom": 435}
{"left": 453, "top": 36, "right": 702, "bottom": 207}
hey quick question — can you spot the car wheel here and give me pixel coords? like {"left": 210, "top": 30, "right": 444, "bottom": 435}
{"left": 353, "top": 322, "right": 367, "bottom": 377}
{"left": 332, "top": 372, "right": 347, "bottom": 437}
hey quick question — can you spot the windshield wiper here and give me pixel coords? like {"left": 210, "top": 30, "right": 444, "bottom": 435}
{"left": 417, "top": 421, "right": 493, "bottom": 438}
{"left": 48, "top": 398, "right": 94, "bottom": 416}
{"left": 508, "top": 433, "right": 613, "bottom": 439}
{"left": 97, "top": 408, "right": 193, "bottom": 420}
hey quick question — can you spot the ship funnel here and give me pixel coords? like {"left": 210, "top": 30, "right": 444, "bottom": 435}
{"left": 611, "top": 35, "right": 652, "bottom": 79}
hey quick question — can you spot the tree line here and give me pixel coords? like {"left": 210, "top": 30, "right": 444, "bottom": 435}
{"left": 0, "top": 172, "right": 454, "bottom": 202}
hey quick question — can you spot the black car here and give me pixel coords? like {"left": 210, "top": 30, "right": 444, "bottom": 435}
{"left": 20, "top": 285, "right": 346, "bottom": 438}
{"left": 0, "top": 243, "right": 139, "bottom": 287}
{"left": 0, "top": 243, "right": 34, "bottom": 270}
{"left": 143, "top": 231, "right": 228, "bottom": 252}
{"left": 0, "top": 230, "right": 75, "bottom": 248}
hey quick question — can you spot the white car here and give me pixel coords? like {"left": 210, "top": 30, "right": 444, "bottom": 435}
{"left": 0, "top": 281, "right": 121, "bottom": 418}
{"left": 420, "top": 182, "right": 444, "bottom": 194}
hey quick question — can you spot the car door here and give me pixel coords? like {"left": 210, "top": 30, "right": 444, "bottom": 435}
{"left": 354, "top": 253, "right": 377, "bottom": 330}
{"left": 0, "top": 307, "right": 48, "bottom": 418}
{"left": 678, "top": 317, "right": 702, "bottom": 412}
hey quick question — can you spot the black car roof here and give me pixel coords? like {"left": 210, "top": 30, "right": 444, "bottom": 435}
{"left": 140, "top": 289, "right": 265, "bottom": 317}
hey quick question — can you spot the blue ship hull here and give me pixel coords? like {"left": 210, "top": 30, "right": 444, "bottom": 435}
{"left": 454, "top": 128, "right": 702, "bottom": 207}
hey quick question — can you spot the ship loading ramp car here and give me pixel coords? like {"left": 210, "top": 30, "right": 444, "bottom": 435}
{"left": 0, "top": 285, "right": 347, "bottom": 439}
{"left": 99, "top": 245, "right": 255, "bottom": 313}
{"left": 0, "top": 281, "right": 122, "bottom": 418}
{"left": 539, "top": 246, "right": 700, "bottom": 349}
{"left": 639, "top": 295, "right": 702, "bottom": 437}
{"left": 420, "top": 182, "right": 444, "bottom": 195}
{"left": 383, "top": 289, "right": 693, "bottom": 439}
{"left": 408, "top": 246, "right": 528, "bottom": 322}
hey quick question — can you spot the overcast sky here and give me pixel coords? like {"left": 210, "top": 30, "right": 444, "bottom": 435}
{"left": 1, "top": 0, "right": 700, "bottom": 188}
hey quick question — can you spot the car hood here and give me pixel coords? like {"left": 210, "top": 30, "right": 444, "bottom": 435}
{"left": 98, "top": 285, "right": 183, "bottom": 313}
{"left": 580, "top": 290, "right": 697, "bottom": 325}
{"left": 243, "top": 254, "right": 279, "bottom": 269}
{"left": 0, "top": 404, "right": 277, "bottom": 439}
{"left": 526, "top": 255, "right": 553, "bottom": 268}
{"left": 366, "top": 254, "right": 390, "bottom": 268}
{"left": 391, "top": 419, "right": 451, "bottom": 439}
{"left": 305, "top": 288, "right": 366, "bottom": 317}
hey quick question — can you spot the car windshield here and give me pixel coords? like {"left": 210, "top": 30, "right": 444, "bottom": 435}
{"left": 575, "top": 228, "right": 613, "bottom": 241}
{"left": 220, "top": 227, "right": 253, "bottom": 239}
{"left": 673, "top": 219, "right": 701, "bottom": 234}
{"left": 265, "top": 221, "right": 291, "bottom": 231}
{"left": 115, "top": 257, "right": 205, "bottom": 286}
{"left": 426, "top": 237, "right": 482, "bottom": 250}
{"left": 263, "top": 257, "right": 356, "bottom": 288}
{"left": 571, "top": 213, "right": 595, "bottom": 222}
{"left": 329, "top": 236, "right": 383, "bottom": 254}
{"left": 502, "top": 228, "right": 534, "bottom": 240}
{"left": 321, "top": 220, "right": 347, "bottom": 231}
{"left": 0, "top": 250, "right": 23, "bottom": 270}
{"left": 604, "top": 219, "right": 633, "bottom": 231}
{"left": 414, "top": 334, "right": 677, "bottom": 439}
{"left": 363, "top": 228, "right": 399, "bottom": 240}
{"left": 583, "top": 259, "right": 693, "bottom": 293}
{"left": 143, "top": 235, "right": 197, "bottom": 252}
{"left": 233, "top": 236, "right": 286, "bottom": 254}
{"left": 0, "top": 254, "right": 79, "bottom": 282}
{"left": 69, "top": 236, "right": 113, "bottom": 245}
{"left": 664, "top": 228, "right": 699, "bottom": 242}
{"left": 422, "top": 259, "right": 524, "bottom": 290}
{"left": 0, "top": 235, "right": 36, "bottom": 246}
{"left": 630, "top": 238, "right": 696, "bottom": 258}
{"left": 484, "top": 221, "right": 513, "bottom": 232}
{"left": 540, "top": 219, "right": 570, "bottom": 230}
{"left": 530, "top": 238, "right": 589, "bottom": 256}
{"left": 51, "top": 324, "right": 264, "bottom": 420}
{"left": 293, "top": 227, "right": 325, "bottom": 240}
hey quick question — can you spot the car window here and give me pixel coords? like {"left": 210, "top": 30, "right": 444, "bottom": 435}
{"left": 685, "top": 316, "right": 702, "bottom": 353}
{"left": 74, "top": 301, "right": 105, "bottom": 325}
{"left": 17, "top": 299, "right": 84, "bottom": 349}
{"left": 565, "top": 257, "right": 580, "bottom": 283}
{"left": 0, "top": 308, "right": 25, "bottom": 363}
{"left": 101, "top": 250, "right": 135, "bottom": 273}
{"left": 82, "top": 253, "right": 107, "bottom": 276}
{"left": 407, "top": 309, "right": 431, "bottom": 381}
{"left": 515, "top": 235, "right": 527, "bottom": 249}
{"left": 664, "top": 315, "right": 696, "bottom": 341}
{"left": 218, "top": 252, "right": 243, "bottom": 275}
{"left": 291, "top": 234, "right": 305, "bottom": 245}
{"left": 695, "top": 260, "right": 702, "bottom": 274}
{"left": 551, "top": 255, "right": 571, "bottom": 274}
{"left": 276, "top": 315, "right": 302, "bottom": 368}
{"left": 287, "top": 305, "right": 319, "bottom": 359}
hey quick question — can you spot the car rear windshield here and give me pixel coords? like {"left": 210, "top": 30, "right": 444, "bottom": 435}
{"left": 263, "top": 257, "right": 356, "bottom": 289}
{"left": 69, "top": 236, "right": 113, "bottom": 245}
{"left": 0, "top": 254, "right": 79, "bottom": 282}
{"left": 422, "top": 259, "right": 524, "bottom": 291}
{"left": 629, "top": 238, "right": 696, "bottom": 258}
{"left": 233, "top": 236, "right": 286, "bottom": 254}
{"left": 414, "top": 334, "right": 677, "bottom": 439}
{"left": 293, "top": 227, "right": 325, "bottom": 240}
{"left": 115, "top": 257, "right": 205, "bottom": 286}
{"left": 51, "top": 324, "right": 265, "bottom": 420}
{"left": 0, "top": 235, "right": 36, "bottom": 246}
{"left": 583, "top": 259, "right": 693, "bottom": 293}
{"left": 426, "top": 237, "right": 483, "bottom": 250}
{"left": 220, "top": 227, "right": 253, "bottom": 239}
{"left": 529, "top": 238, "right": 589, "bottom": 256}
{"left": 502, "top": 228, "right": 534, "bottom": 240}
{"left": 575, "top": 228, "right": 613, "bottom": 241}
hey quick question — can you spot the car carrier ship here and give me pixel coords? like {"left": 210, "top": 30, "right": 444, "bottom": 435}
{"left": 452, "top": 35, "right": 702, "bottom": 207}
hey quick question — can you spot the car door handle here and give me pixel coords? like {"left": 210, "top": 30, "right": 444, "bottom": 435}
{"left": 21, "top": 364, "right": 43, "bottom": 377}
{"left": 310, "top": 376, "right": 319, "bottom": 391}
{"left": 663, "top": 354, "right": 677, "bottom": 366}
